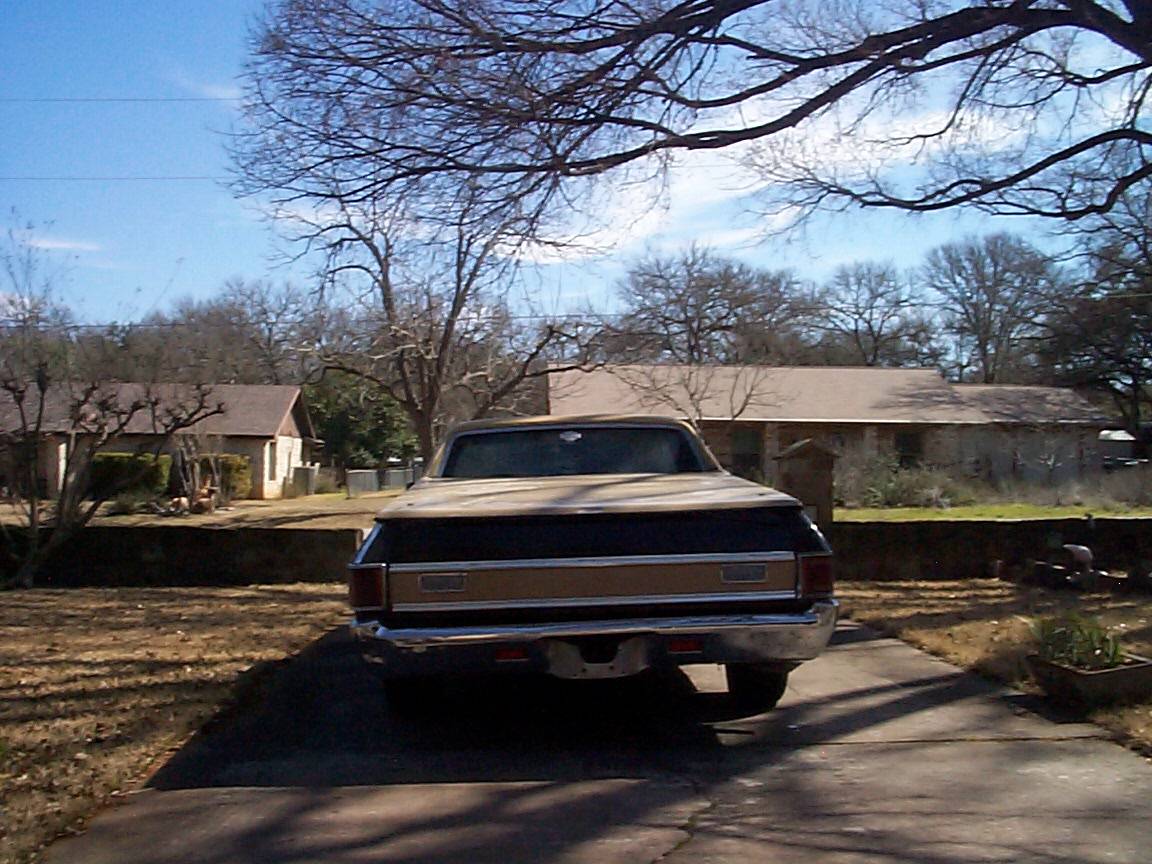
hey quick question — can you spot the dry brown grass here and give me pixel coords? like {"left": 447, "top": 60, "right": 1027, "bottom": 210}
{"left": 838, "top": 580, "right": 1152, "bottom": 754}
{"left": 0, "top": 490, "right": 402, "bottom": 533}
{"left": 0, "top": 584, "right": 346, "bottom": 864}
{"left": 92, "top": 490, "right": 401, "bottom": 530}
{"left": 5, "top": 580, "right": 1147, "bottom": 862}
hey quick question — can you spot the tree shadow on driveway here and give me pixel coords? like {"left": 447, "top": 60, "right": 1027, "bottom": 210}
{"left": 149, "top": 626, "right": 734, "bottom": 789}
{"left": 148, "top": 623, "right": 1041, "bottom": 791}
{"left": 67, "top": 624, "right": 1141, "bottom": 864}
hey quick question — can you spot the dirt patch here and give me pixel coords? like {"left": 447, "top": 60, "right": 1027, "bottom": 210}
{"left": 838, "top": 580, "right": 1152, "bottom": 754}
{"left": 0, "top": 584, "right": 346, "bottom": 864}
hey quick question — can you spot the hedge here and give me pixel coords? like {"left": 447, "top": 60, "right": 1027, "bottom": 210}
{"left": 200, "top": 454, "right": 252, "bottom": 500}
{"left": 89, "top": 453, "right": 172, "bottom": 499}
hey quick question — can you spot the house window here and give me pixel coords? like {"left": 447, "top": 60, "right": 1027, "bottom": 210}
{"left": 894, "top": 430, "right": 923, "bottom": 468}
{"left": 730, "top": 425, "right": 763, "bottom": 480}
{"left": 268, "top": 441, "right": 278, "bottom": 482}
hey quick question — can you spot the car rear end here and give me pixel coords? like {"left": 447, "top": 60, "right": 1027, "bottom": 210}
{"left": 349, "top": 504, "right": 836, "bottom": 681}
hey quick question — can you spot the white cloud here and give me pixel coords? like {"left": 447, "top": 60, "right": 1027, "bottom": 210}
{"left": 25, "top": 236, "right": 102, "bottom": 252}
{"left": 679, "top": 226, "right": 764, "bottom": 249}
{"left": 512, "top": 147, "right": 767, "bottom": 265}
{"left": 167, "top": 70, "right": 242, "bottom": 101}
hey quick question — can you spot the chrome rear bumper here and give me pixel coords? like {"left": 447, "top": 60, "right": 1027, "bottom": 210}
{"left": 352, "top": 600, "right": 838, "bottom": 679}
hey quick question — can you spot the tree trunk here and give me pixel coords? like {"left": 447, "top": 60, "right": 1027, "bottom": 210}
{"left": 12, "top": 523, "right": 73, "bottom": 588}
{"left": 1131, "top": 380, "right": 1143, "bottom": 437}
{"left": 14, "top": 556, "right": 37, "bottom": 589}
{"left": 413, "top": 414, "right": 436, "bottom": 463}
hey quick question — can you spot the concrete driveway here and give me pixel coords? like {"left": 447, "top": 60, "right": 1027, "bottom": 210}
{"left": 45, "top": 623, "right": 1152, "bottom": 864}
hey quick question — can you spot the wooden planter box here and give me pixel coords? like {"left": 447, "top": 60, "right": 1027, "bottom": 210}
{"left": 1026, "top": 653, "right": 1152, "bottom": 706}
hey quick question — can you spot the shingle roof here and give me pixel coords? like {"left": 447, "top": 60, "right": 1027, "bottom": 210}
{"left": 547, "top": 366, "right": 1111, "bottom": 426}
{"left": 953, "top": 384, "right": 1112, "bottom": 425}
{"left": 0, "top": 383, "right": 313, "bottom": 439}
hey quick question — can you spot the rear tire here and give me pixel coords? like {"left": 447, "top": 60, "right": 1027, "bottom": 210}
{"left": 725, "top": 664, "right": 789, "bottom": 712}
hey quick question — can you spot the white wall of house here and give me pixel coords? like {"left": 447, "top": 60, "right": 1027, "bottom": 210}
{"left": 257, "top": 434, "right": 305, "bottom": 499}
{"left": 36, "top": 438, "right": 67, "bottom": 497}
{"left": 228, "top": 434, "right": 309, "bottom": 500}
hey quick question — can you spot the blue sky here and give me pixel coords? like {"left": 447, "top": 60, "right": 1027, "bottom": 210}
{"left": 1, "top": 1, "right": 1054, "bottom": 323}
{"left": 1, "top": 0, "right": 280, "bottom": 321}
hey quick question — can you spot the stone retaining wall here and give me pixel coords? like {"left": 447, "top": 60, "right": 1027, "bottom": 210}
{"left": 38, "top": 526, "right": 365, "bottom": 587}
{"left": 828, "top": 518, "right": 1152, "bottom": 581}
{"left": 25, "top": 517, "right": 1152, "bottom": 587}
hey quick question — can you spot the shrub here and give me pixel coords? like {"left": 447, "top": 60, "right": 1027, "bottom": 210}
{"left": 1030, "top": 613, "right": 1124, "bottom": 670}
{"left": 1099, "top": 468, "right": 1152, "bottom": 508}
{"left": 89, "top": 453, "right": 171, "bottom": 499}
{"left": 200, "top": 454, "right": 252, "bottom": 501}
{"left": 869, "top": 466, "right": 979, "bottom": 508}
{"left": 345, "top": 447, "right": 379, "bottom": 469}
{"left": 834, "top": 450, "right": 898, "bottom": 507}
{"left": 836, "top": 448, "right": 978, "bottom": 509}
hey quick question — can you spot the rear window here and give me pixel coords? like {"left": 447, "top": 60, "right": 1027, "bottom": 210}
{"left": 441, "top": 426, "right": 709, "bottom": 478}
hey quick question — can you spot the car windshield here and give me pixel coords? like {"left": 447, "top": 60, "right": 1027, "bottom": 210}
{"left": 441, "top": 426, "right": 709, "bottom": 478}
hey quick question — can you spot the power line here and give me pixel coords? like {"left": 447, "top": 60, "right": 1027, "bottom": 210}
{"left": 0, "top": 97, "right": 241, "bottom": 103}
{"left": 0, "top": 176, "right": 227, "bottom": 182}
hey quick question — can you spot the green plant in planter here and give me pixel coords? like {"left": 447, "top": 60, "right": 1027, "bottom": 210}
{"left": 1029, "top": 613, "right": 1124, "bottom": 670}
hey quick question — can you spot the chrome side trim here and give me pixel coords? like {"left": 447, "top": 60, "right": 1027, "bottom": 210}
{"left": 388, "top": 551, "right": 796, "bottom": 574}
{"left": 392, "top": 589, "right": 797, "bottom": 613}
{"left": 355, "top": 600, "right": 839, "bottom": 652}
{"left": 350, "top": 524, "right": 382, "bottom": 566}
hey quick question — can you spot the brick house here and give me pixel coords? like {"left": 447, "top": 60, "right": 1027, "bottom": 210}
{"left": 546, "top": 365, "right": 1114, "bottom": 484}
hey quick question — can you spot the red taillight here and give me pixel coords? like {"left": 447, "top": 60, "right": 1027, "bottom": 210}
{"left": 348, "top": 565, "right": 385, "bottom": 609}
{"left": 667, "top": 637, "right": 703, "bottom": 654}
{"left": 494, "top": 646, "right": 529, "bottom": 662}
{"left": 800, "top": 555, "right": 834, "bottom": 596}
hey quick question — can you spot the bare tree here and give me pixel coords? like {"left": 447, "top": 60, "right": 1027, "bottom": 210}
{"left": 610, "top": 247, "right": 808, "bottom": 363}
{"left": 0, "top": 378, "right": 223, "bottom": 588}
{"left": 0, "top": 229, "right": 222, "bottom": 587}
{"left": 102, "top": 281, "right": 317, "bottom": 386}
{"left": 1061, "top": 179, "right": 1152, "bottom": 288}
{"left": 923, "top": 233, "right": 1059, "bottom": 382}
{"left": 303, "top": 194, "right": 596, "bottom": 459}
{"left": 235, "top": 1, "right": 1151, "bottom": 233}
{"left": 1043, "top": 187, "right": 1152, "bottom": 430}
{"left": 1044, "top": 289, "right": 1152, "bottom": 432}
{"left": 813, "top": 262, "right": 940, "bottom": 367}
{"left": 219, "top": 279, "right": 317, "bottom": 385}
